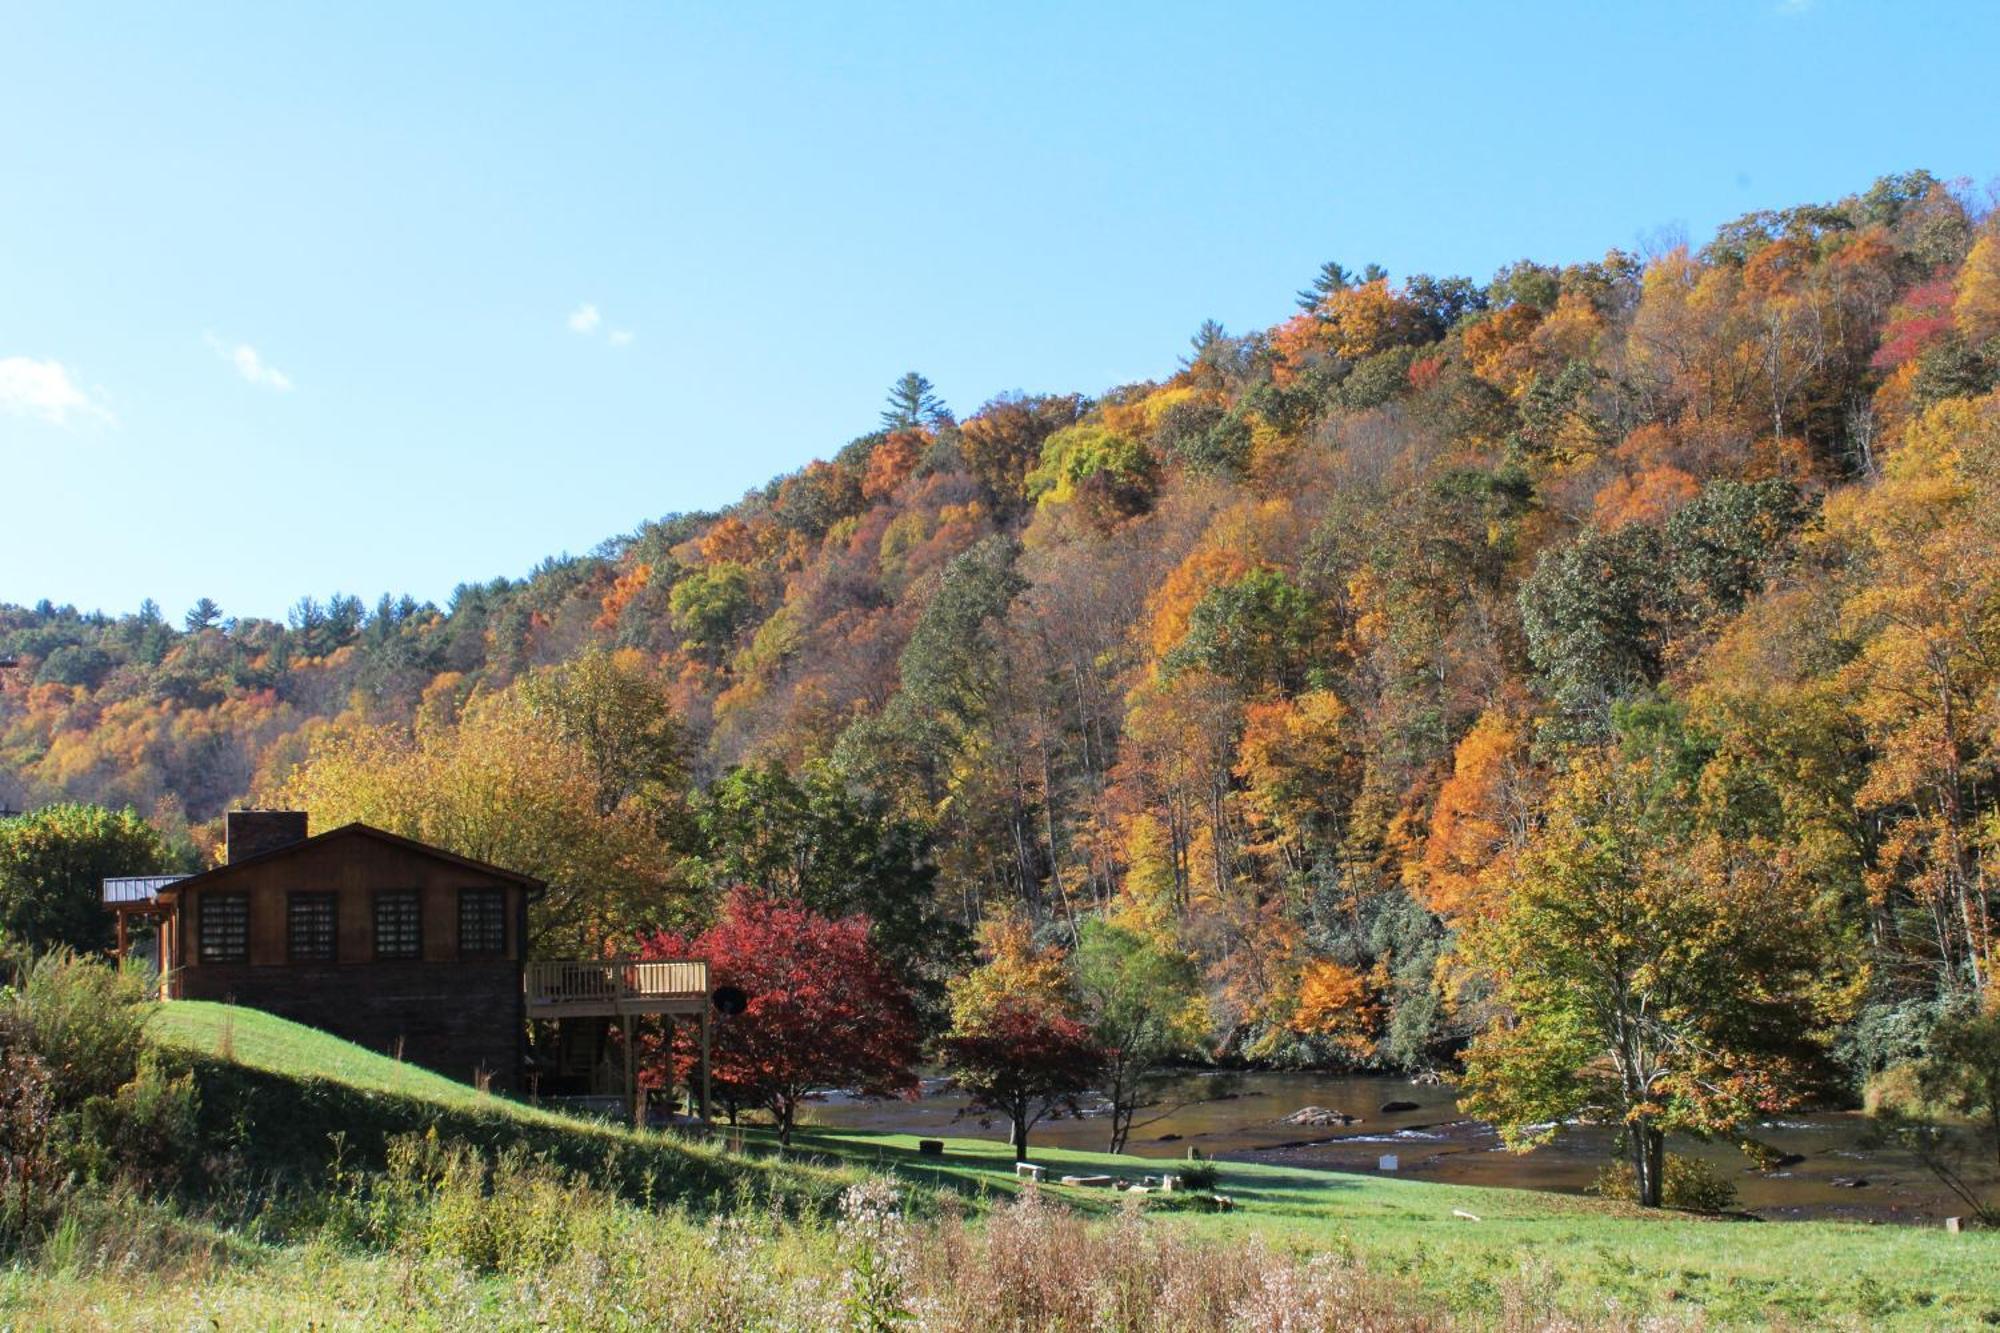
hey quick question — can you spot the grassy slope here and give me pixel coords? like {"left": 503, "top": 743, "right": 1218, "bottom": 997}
{"left": 127, "top": 1004, "right": 2000, "bottom": 1328}
{"left": 148, "top": 1000, "right": 845, "bottom": 1210}
{"left": 155, "top": 1002, "right": 526, "bottom": 1109}
{"left": 152, "top": 1001, "right": 568, "bottom": 1120}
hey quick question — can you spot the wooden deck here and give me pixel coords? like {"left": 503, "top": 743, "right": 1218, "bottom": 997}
{"left": 523, "top": 957, "right": 710, "bottom": 1018}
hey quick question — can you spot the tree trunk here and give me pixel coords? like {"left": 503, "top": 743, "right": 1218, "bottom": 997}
{"left": 1011, "top": 1113, "right": 1029, "bottom": 1162}
{"left": 1629, "top": 1122, "right": 1666, "bottom": 1207}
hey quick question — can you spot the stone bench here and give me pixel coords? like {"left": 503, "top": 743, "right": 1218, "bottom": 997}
{"left": 1058, "top": 1174, "right": 1114, "bottom": 1187}
{"left": 1014, "top": 1162, "right": 1045, "bottom": 1182}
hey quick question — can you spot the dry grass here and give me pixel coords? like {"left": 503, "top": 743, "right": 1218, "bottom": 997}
{"left": 499, "top": 1180, "right": 1596, "bottom": 1331}
{"left": 2, "top": 1175, "right": 1710, "bottom": 1331}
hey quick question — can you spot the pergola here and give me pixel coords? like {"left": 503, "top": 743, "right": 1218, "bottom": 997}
{"left": 103, "top": 874, "right": 187, "bottom": 986}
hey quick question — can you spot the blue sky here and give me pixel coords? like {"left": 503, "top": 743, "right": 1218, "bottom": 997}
{"left": 3, "top": 2, "right": 1994, "bottom": 621}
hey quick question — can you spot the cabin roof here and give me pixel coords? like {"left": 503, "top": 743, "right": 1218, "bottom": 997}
{"left": 143, "top": 822, "right": 547, "bottom": 902}
{"left": 103, "top": 874, "right": 190, "bottom": 904}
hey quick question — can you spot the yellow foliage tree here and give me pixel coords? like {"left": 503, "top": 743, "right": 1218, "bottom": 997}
{"left": 1831, "top": 392, "right": 2000, "bottom": 995}
{"left": 1408, "top": 705, "right": 1534, "bottom": 923}
{"left": 270, "top": 687, "right": 680, "bottom": 954}
{"left": 946, "top": 911, "right": 1073, "bottom": 1030}
{"left": 1291, "top": 958, "right": 1381, "bottom": 1057}
{"left": 1319, "top": 279, "right": 1427, "bottom": 360}
{"left": 1955, "top": 229, "right": 2000, "bottom": 347}
{"left": 1235, "top": 690, "right": 1351, "bottom": 875}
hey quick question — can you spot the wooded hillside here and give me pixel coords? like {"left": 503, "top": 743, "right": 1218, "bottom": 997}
{"left": 7, "top": 169, "right": 1999, "bottom": 1079}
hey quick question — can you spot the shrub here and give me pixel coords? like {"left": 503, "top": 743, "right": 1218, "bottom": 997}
{"left": 1593, "top": 1154, "right": 1738, "bottom": 1213}
{"left": 1176, "top": 1161, "right": 1219, "bottom": 1191}
{"left": 74, "top": 1053, "right": 199, "bottom": 1191}
{"left": 325, "top": 1130, "right": 613, "bottom": 1275}
{"left": 0, "top": 1041, "right": 62, "bottom": 1248}
{"left": 0, "top": 948, "right": 189, "bottom": 1209}
{"left": 5, "top": 949, "right": 155, "bottom": 1111}
{"left": 1837, "top": 995, "right": 1946, "bottom": 1089}
{"left": 0, "top": 930, "right": 29, "bottom": 988}
{"left": 1863, "top": 1061, "right": 1950, "bottom": 1118}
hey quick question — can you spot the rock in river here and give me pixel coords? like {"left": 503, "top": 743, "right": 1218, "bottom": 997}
{"left": 1280, "top": 1106, "right": 1361, "bottom": 1127}
{"left": 1379, "top": 1100, "right": 1420, "bottom": 1114}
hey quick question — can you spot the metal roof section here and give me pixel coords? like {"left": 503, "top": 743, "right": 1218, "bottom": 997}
{"left": 102, "top": 874, "right": 189, "bottom": 904}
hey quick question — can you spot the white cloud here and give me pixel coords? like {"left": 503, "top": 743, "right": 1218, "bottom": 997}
{"left": 569, "top": 303, "right": 636, "bottom": 346}
{"left": 0, "top": 356, "right": 114, "bottom": 427}
{"left": 207, "top": 335, "right": 294, "bottom": 392}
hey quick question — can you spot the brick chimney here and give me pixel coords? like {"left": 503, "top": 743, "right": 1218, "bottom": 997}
{"left": 225, "top": 810, "right": 309, "bottom": 864}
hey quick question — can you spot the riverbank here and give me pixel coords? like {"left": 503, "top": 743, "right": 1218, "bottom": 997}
{"left": 800, "top": 1069, "right": 1985, "bottom": 1225}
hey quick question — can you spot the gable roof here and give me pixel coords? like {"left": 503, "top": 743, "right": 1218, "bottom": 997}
{"left": 155, "top": 822, "right": 546, "bottom": 901}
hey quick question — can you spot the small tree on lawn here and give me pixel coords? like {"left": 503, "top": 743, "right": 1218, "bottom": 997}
{"left": 639, "top": 887, "right": 919, "bottom": 1144}
{"left": 1458, "top": 736, "right": 1852, "bottom": 1208}
{"left": 1073, "top": 918, "right": 1208, "bottom": 1153}
{"left": 939, "top": 915, "right": 1105, "bottom": 1161}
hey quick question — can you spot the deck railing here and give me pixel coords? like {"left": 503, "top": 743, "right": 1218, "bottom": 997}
{"left": 524, "top": 957, "right": 709, "bottom": 1014}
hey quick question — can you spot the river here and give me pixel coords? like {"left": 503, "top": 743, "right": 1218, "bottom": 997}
{"left": 799, "top": 1070, "right": 1980, "bottom": 1225}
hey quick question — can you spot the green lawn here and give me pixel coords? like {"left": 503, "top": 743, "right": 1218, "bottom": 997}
{"left": 135, "top": 1002, "right": 2000, "bottom": 1328}
{"left": 776, "top": 1126, "right": 1999, "bottom": 1325}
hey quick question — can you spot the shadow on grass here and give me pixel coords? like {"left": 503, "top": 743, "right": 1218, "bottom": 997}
{"left": 756, "top": 1129, "right": 1032, "bottom": 1206}
{"left": 778, "top": 1128, "right": 1373, "bottom": 1218}
{"left": 1215, "top": 1170, "right": 1370, "bottom": 1197}
{"left": 174, "top": 1052, "right": 845, "bottom": 1218}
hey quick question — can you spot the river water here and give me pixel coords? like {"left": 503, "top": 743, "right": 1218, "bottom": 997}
{"left": 799, "top": 1071, "right": 1981, "bottom": 1225}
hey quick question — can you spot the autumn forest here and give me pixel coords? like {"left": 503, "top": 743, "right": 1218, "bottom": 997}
{"left": 7, "top": 171, "right": 2000, "bottom": 1171}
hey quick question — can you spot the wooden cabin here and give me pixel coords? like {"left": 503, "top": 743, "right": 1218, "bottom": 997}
{"left": 108, "top": 811, "right": 541, "bottom": 1090}
{"left": 106, "top": 810, "right": 712, "bottom": 1119}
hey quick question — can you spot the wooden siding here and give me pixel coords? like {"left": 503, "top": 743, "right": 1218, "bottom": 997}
{"left": 172, "top": 834, "right": 527, "bottom": 970}
{"left": 180, "top": 959, "right": 523, "bottom": 1090}
{"left": 169, "top": 831, "right": 530, "bottom": 1089}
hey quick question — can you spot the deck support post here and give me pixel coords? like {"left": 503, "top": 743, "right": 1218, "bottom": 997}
{"left": 115, "top": 910, "right": 128, "bottom": 964}
{"left": 623, "top": 1012, "right": 638, "bottom": 1129}
{"left": 700, "top": 1006, "right": 712, "bottom": 1126}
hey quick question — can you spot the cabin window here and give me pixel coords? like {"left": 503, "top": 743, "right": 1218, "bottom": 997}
{"left": 287, "top": 893, "right": 337, "bottom": 962}
{"left": 374, "top": 891, "right": 422, "bottom": 960}
{"left": 198, "top": 892, "right": 249, "bottom": 964}
{"left": 459, "top": 889, "right": 506, "bottom": 956}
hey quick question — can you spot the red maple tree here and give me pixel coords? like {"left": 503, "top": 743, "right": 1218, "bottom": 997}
{"left": 639, "top": 887, "right": 919, "bottom": 1143}
{"left": 939, "top": 1000, "right": 1106, "bottom": 1162}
